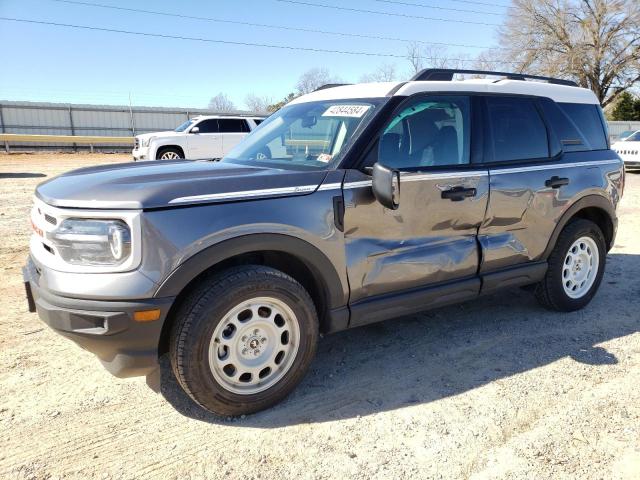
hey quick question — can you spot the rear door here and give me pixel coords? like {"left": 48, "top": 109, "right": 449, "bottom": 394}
{"left": 220, "top": 118, "right": 251, "bottom": 154}
{"left": 342, "top": 95, "right": 489, "bottom": 326}
{"left": 187, "top": 119, "right": 223, "bottom": 159}
{"left": 478, "top": 96, "right": 610, "bottom": 272}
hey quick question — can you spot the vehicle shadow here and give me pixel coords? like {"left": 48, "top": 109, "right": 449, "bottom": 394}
{"left": 157, "top": 252, "right": 639, "bottom": 427}
{"left": 0, "top": 172, "right": 47, "bottom": 179}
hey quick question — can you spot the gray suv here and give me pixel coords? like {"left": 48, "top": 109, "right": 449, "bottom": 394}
{"left": 24, "top": 70, "right": 624, "bottom": 416}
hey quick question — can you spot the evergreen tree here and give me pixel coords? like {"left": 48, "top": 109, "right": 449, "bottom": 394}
{"left": 611, "top": 92, "right": 640, "bottom": 121}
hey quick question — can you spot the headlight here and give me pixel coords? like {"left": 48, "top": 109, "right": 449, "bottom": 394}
{"left": 48, "top": 218, "right": 131, "bottom": 266}
{"left": 142, "top": 137, "right": 155, "bottom": 147}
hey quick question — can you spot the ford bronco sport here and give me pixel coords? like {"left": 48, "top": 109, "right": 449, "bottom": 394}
{"left": 25, "top": 69, "right": 624, "bottom": 416}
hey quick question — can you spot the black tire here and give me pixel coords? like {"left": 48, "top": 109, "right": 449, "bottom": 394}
{"left": 156, "top": 147, "right": 183, "bottom": 160}
{"left": 535, "top": 219, "right": 606, "bottom": 312}
{"left": 169, "top": 266, "right": 319, "bottom": 416}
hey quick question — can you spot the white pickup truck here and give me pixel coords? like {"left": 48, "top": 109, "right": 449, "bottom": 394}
{"left": 612, "top": 130, "right": 640, "bottom": 172}
{"left": 132, "top": 115, "right": 265, "bottom": 161}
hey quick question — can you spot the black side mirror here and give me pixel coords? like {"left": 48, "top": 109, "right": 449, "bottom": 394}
{"left": 190, "top": 126, "right": 200, "bottom": 134}
{"left": 372, "top": 163, "right": 400, "bottom": 210}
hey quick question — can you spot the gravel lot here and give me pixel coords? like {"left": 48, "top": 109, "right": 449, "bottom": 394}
{"left": 1, "top": 153, "right": 639, "bottom": 480}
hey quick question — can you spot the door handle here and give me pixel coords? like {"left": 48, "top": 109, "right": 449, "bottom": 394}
{"left": 441, "top": 186, "right": 477, "bottom": 202}
{"left": 545, "top": 176, "right": 570, "bottom": 188}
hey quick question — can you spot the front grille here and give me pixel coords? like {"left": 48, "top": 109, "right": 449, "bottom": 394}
{"left": 134, "top": 138, "right": 140, "bottom": 149}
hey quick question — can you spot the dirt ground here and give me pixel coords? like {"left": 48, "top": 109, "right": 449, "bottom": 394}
{"left": 0, "top": 153, "right": 639, "bottom": 480}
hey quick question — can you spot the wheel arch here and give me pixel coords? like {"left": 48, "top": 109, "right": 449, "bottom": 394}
{"left": 155, "top": 144, "right": 185, "bottom": 159}
{"left": 542, "top": 195, "right": 616, "bottom": 260}
{"left": 156, "top": 234, "right": 348, "bottom": 354}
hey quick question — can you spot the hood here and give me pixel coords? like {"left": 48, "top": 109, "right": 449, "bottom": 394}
{"left": 35, "top": 160, "right": 329, "bottom": 210}
{"left": 137, "top": 131, "right": 184, "bottom": 140}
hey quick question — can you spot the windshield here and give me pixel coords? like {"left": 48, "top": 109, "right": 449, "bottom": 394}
{"left": 175, "top": 119, "right": 195, "bottom": 132}
{"left": 623, "top": 131, "right": 640, "bottom": 142}
{"left": 221, "top": 99, "right": 383, "bottom": 170}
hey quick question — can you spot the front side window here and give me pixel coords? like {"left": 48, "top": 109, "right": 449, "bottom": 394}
{"left": 487, "top": 97, "right": 549, "bottom": 162}
{"left": 195, "top": 119, "right": 220, "bottom": 133}
{"left": 222, "top": 99, "right": 382, "bottom": 171}
{"left": 379, "top": 96, "right": 471, "bottom": 169}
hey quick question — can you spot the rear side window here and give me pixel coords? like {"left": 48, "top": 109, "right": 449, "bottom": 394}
{"left": 254, "top": 119, "right": 263, "bottom": 126}
{"left": 218, "top": 119, "right": 250, "bottom": 133}
{"left": 557, "top": 103, "right": 608, "bottom": 151}
{"left": 486, "top": 97, "right": 549, "bottom": 162}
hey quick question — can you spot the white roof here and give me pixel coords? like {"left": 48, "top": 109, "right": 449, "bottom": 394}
{"left": 291, "top": 79, "right": 599, "bottom": 105}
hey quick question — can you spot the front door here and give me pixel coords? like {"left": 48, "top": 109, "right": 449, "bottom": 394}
{"left": 187, "top": 119, "right": 223, "bottom": 159}
{"left": 342, "top": 95, "right": 489, "bottom": 326}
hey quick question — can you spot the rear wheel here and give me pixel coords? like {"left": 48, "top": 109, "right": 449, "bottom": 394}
{"left": 535, "top": 219, "right": 606, "bottom": 311}
{"left": 169, "top": 266, "right": 318, "bottom": 416}
{"left": 156, "top": 147, "right": 183, "bottom": 160}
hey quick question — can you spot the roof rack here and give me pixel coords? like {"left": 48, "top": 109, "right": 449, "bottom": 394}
{"left": 410, "top": 69, "right": 578, "bottom": 87}
{"left": 314, "top": 83, "right": 352, "bottom": 92}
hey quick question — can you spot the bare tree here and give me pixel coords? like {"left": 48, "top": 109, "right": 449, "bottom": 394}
{"left": 405, "top": 43, "right": 473, "bottom": 76}
{"left": 244, "top": 93, "right": 273, "bottom": 113}
{"left": 406, "top": 42, "right": 424, "bottom": 74}
{"left": 360, "top": 63, "right": 398, "bottom": 82}
{"left": 295, "top": 68, "right": 342, "bottom": 95}
{"left": 499, "top": 0, "right": 640, "bottom": 106}
{"left": 208, "top": 92, "right": 236, "bottom": 112}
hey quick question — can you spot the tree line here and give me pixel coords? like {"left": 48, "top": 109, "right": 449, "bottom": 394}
{"left": 209, "top": 0, "right": 639, "bottom": 114}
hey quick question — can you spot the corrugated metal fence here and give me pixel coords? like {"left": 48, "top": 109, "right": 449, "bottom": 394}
{"left": 0, "top": 100, "right": 258, "bottom": 150}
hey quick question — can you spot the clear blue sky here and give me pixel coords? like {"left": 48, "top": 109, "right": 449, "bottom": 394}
{"left": 0, "top": 0, "right": 511, "bottom": 109}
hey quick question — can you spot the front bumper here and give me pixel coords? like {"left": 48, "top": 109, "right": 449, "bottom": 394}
{"left": 23, "top": 257, "right": 175, "bottom": 377}
{"left": 624, "top": 160, "right": 640, "bottom": 171}
{"left": 132, "top": 146, "right": 152, "bottom": 161}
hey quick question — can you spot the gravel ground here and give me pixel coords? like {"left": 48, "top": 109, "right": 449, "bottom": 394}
{"left": 0, "top": 153, "right": 639, "bottom": 480}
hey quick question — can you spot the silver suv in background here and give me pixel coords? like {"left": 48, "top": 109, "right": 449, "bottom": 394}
{"left": 132, "top": 115, "right": 265, "bottom": 161}
{"left": 25, "top": 69, "right": 623, "bottom": 417}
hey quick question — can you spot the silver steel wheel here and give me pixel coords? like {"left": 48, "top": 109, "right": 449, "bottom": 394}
{"left": 160, "top": 151, "right": 180, "bottom": 160}
{"left": 208, "top": 297, "right": 300, "bottom": 395}
{"left": 562, "top": 236, "right": 599, "bottom": 299}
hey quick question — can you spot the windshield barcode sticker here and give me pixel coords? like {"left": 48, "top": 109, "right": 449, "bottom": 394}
{"left": 322, "top": 105, "right": 370, "bottom": 118}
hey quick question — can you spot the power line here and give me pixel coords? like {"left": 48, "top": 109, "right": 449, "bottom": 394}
{"left": 50, "top": 0, "right": 498, "bottom": 50}
{"left": 372, "top": 0, "right": 505, "bottom": 16}
{"left": 0, "top": 17, "right": 523, "bottom": 65}
{"left": 273, "top": 0, "right": 501, "bottom": 26}
{"left": 414, "top": 0, "right": 512, "bottom": 8}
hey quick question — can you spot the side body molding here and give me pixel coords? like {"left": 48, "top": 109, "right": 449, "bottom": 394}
{"left": 154, "top": 233, "right": 347, "bottom": 310}
{"left": 541, "top": 194, "right": 617, "bottom": 259}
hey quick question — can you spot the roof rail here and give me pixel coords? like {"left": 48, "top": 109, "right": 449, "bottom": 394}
{"left": 411, "top": 69, "right": 578, "bottom": 87}
{"left": 314, "top": 83, "right": 352, "bottom": 92}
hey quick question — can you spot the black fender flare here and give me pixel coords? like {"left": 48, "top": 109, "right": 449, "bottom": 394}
{"left": 541, "top": 194, "right": 617, "bottom": 259}
{"left": 154, "top": 233, "right": 347, "bottom": 309}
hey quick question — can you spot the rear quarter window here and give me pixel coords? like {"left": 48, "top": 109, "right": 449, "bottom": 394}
{"left": 557, "top": 103, "right": 608, "bottom": 151}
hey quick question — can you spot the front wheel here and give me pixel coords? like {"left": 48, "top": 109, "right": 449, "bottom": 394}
{"left": 156, "top": 147, "right": 183, "bottom": 160}
{"left": 169, "top": 266, "right": 319, "bottom": 416}
{"left": 535, "top": 219, "right": 606, "bottom": 311}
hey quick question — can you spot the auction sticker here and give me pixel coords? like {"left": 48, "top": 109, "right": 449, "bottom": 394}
{"left": 322, "top": 105, "right": 371, "bottom": 118}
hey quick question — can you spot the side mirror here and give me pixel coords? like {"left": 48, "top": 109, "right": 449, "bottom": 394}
{"left": 372, "top": 163, "right": 400, "bottom": 210}
{"left": 190, "top": 126, "right": 200, "bottom": 134}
